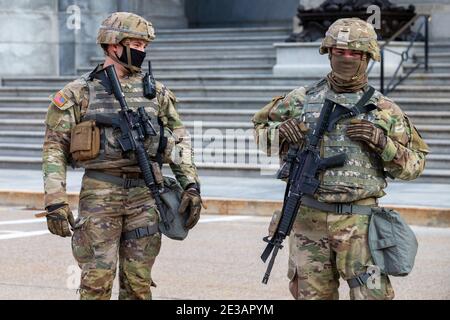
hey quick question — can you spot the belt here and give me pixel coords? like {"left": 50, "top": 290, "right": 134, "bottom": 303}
{"left": 85, "top": 170, "right": 146, "bottom": 189}
{"left": 122, "top": 225, "right": 159, "bottom": 241}
{"left": 301, "top": 195, "right": 376, "bottom": 215}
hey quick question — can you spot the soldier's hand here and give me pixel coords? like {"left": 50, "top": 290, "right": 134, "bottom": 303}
{"left": 346, "top": 119, "right": 387, "bottom": 153}
{"left": 178, "top": 187, "right": 203, "bottom": 229}
{"left": 279, "top": 118, "right": 307, "bottom": 145}
{"left": 45, "top": 203, "right": 75, "bottom": 237}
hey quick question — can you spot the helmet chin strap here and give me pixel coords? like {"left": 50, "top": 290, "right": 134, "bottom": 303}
{"left": 108, "top": 44, "right": 141, "bottom": 74}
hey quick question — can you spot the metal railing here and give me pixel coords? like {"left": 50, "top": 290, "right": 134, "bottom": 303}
{"left": 368, "top": 14, "right": 430, "bottom": 95}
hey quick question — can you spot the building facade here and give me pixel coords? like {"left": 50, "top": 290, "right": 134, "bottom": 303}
{"left": 0, "top": 0, "right": 448, "bottom": 77}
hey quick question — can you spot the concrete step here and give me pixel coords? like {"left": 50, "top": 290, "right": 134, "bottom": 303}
{"left": 0, "top": 131, "right": 44, "bottom": 144}
{"left": 77, "top": 64, "right": 274, "bottom": 76}
{"left": 90, "top": 54, "right": 277, "bottom": 66}
{"left": 0, "top": 119, "right": 46, "bottom": 131}
{"left": 0, "top": 155, "right": 278, "bottom": 177}
{"left": 140, "top": 44, "right": 276, "bottom": 56}
{"left": 0, "top": 118, "right": 449, "bottom": 139}
{"left": 176, "top": 97, "right": 450, "bottom": 111}
{"left": 1, "top": 128, "right": 448, "bottom": 155}
{"left": 154, "top": 26, "right": 291, "bottom": 39}
{"left": 425, "top": 154, "right": 450, "bottom": 170}
{"left": 0, "top": 87, "right": 58, "bottom": 97}
{"left": 415, "top": 125, "right": 450, "bottom": 140}
{"left": 5, "top": 73, "right": 450, "bottom": 88}
{"left": 403, "top": 111, "right": 450, "bottom": 125}
{"left": 404, "top": 62, "right": 450, "bottom": 73}
{"left": 146, "top": 35, "right": 286, "bottom": 47}
{"left": 0, "top": 97, "right": 50, "bottom": 109}
{"left": 388, "top": 86, "right": 450, "bottom": 98}
{"left": 1, "top": 96, "right": 450, "bottom": 112}
{"left": 1, "top": 143, "right": 448, "bottom": 170}
{"left": 411, "top": 42, "right": 450, "bottom": 54}
{"left": 0, "top": 131, "right": 256, "bottom": 147}
{"left": 3, "top": 85, "right": 450, "bottom": 101}
{"left": 0, "top": 144, "right": 267, "bottom": 162}
{"left": 415, "top": 52, "right": 450, "bottom": 63}
{"left": 426, "top": 139, "right": 450, "bottom": 154}
{"left": 0, "top": 155, "right": 447, "bottom": 182}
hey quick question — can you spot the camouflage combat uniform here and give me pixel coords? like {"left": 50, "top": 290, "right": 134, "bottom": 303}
{"left": 42, "top": 13, "right": 199, "bottom": 300}
{"left": 253, "top": 18, "right": 429, "bottom": 300}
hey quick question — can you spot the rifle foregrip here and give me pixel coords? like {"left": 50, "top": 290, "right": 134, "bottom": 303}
{"left": 136, "top": 146, "right": 154, "bottom": 187}
{"left": 136, "top": 145, "right": 168, "bottom": 227}
{"left": 278, "top": 194, "right": 299, "bottom": 236}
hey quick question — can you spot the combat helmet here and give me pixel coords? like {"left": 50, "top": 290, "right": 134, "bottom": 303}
{"left": 97, "top": 12, "right": 155, "bottom": 45}
{"left": 319, "top": 17, "right": 380, "bottom": 62}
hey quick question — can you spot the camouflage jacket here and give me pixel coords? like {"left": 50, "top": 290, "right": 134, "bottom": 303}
{"left": 43, "top": 67, "right": 200, "bottom": 207}
{"left": 253, "top": 79, "right": 429, "bottom": 202}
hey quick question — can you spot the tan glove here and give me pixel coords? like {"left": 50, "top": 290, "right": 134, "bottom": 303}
{"left": 279, "top": 118, "right": 307, "bottom": 145}
{"left": 346, "top": 119, "right": 387, "bottom": 153}
{"left": 43, "top": 204, "right": 75, "bottom": 238}
{"left": 178, "top": 188, "right": 204, "bottom": 229}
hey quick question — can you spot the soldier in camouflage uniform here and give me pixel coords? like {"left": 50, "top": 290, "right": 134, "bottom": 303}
{"left": 42, "top": 12, "right": 203, "bottom": 300}
{"left": 253, "top": 18, "right": 429, "bottom": 300}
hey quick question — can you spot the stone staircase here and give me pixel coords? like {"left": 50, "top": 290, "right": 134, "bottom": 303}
{"left": 1, "top": 26, "right": 450, "bottom": 183}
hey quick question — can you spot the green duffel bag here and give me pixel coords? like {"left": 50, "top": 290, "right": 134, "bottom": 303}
{"left": 158, "top": 176, "right": 189, "bottom": 241}
{"left": 368, "top": 207, "right": 418, "bottom": 276}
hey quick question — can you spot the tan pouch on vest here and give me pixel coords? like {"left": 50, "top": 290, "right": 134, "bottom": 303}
{"left": 70, "top": 120, "right": 100, "bottom": 161}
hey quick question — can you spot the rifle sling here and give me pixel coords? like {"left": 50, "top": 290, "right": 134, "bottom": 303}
{"left": 327, "top": 86, "right": 377, "bottom": 131}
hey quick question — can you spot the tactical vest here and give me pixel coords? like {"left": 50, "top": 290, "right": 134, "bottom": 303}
{"left": 301, "top": 80, "right": 387, "bottom": 203}
{"left": 75, "top": 73, "right": 161, "bottom": 171}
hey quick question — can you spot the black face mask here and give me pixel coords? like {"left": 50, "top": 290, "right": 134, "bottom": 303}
{"left": 117, "top": 45, "right": 146, "bottom": 71}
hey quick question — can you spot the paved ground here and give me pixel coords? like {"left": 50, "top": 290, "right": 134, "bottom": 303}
{"left": 0, "top": 206, "right": 449, "bottom": 300}
{"left": 1, "top": 169, "right": 450, "bottom": 207}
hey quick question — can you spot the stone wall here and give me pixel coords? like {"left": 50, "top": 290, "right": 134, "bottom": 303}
{"left": 0, "top": 0, "right": 187, "bottom": 77}
{"left": 0, "top": 0, "right": 59, "bottom": 77}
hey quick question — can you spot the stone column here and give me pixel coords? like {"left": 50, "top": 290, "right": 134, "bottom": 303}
{"left": 0, "top": 0, "right": 59, "bottom": 77}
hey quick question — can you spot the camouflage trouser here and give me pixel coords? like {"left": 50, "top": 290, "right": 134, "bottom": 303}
{"left": 288, "top": 206, "right": 395, "bottom": 300}
{"left": 71, "top": 174, "right": 161, "bottom": 300}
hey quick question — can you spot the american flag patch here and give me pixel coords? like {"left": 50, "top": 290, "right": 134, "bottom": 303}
{"left": 52, "top": 91, "right": 68, "bottom": 108}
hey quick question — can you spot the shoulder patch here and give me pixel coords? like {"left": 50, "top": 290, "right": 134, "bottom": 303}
{"left": 52, "top": 91, "right": 69, "bottom": 109}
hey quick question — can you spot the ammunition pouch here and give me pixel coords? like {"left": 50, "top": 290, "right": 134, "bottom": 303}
{"left": 70, "top": 120, "right": 100, "bottom": 162}
{"left": 159, "top": 176, "right": 190, "bottom": 241}
{"left": 368, "top": 207, "right": 418, "bottom": 276}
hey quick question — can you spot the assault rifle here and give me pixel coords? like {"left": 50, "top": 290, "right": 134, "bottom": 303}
{"left": 261, "top": 89, "right": 377, "bottom": 284}
{"left": 103, "top": 64, "right": 169, "bottom": 229}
